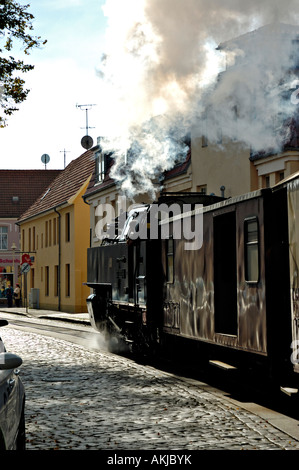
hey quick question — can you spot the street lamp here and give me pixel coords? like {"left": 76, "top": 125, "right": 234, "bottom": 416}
{"left": 11, "top": 242, "right": 16, "bottom": 287}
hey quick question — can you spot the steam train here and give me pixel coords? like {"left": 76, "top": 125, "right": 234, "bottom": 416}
{"left": 86, "top": 172, "right": 299, "bottom": 393}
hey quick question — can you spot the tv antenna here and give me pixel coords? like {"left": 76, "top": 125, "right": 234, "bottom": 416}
{"left": 76, "top": 103, "right": 96, "bottom": 150}
{"left": 60, "top": 149, "right": 70, "bottom": 168}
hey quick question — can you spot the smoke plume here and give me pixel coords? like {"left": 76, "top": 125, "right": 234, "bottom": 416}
{"left": 96, "top": 0, "right": 299, "bottom": 197}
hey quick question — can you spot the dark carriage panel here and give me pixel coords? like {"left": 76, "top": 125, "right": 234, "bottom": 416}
{"left": 87, "top": 243, "right": 129, "bottom": 303}
{"left": 162, "top": 191, "right": 268, "bottom": 356}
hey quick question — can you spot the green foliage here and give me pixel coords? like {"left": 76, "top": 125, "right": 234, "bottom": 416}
{"left": 0, "top": 0, "right": 46, "bottom": 126}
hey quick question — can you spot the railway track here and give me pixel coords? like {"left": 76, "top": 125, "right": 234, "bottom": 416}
{"left": 1, "top": 315, "right": 108, "bottom": 353}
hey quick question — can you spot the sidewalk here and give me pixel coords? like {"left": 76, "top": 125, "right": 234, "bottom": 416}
{"left": 0, "top": 306, "right": 90, "bottom": 325}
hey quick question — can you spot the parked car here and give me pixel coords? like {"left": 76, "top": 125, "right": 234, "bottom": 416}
{"left": 0, "top": 320, "right": 25, "bottom": 450}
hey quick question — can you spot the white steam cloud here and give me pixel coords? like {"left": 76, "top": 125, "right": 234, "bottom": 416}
{"left": 96, "top": 0, "right": 299, "bottom": 197}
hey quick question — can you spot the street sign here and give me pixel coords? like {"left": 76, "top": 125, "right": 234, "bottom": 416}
{"left": 21, "top": 254, "right": 32, "bottom": 266}
{"left": 21, "top": 263, "right": 30, "bottom": 274}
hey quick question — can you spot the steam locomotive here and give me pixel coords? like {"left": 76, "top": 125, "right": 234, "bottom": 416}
{"left": 86, "top": 172, "right": 299, "bottom": 393}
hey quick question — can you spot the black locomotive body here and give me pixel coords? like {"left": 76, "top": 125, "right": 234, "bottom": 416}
{"left": 86, "top": 204, "right": 164, "bottom": 352}
{"left": 86, "top": 174, "right": 299, "bottom": 388}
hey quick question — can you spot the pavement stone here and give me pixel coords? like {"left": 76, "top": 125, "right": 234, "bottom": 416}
{"left": 1, "top": 322, "right": 299, "bottom": 452}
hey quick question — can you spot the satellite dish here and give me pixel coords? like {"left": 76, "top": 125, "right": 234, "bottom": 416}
{"left": 41, "top": 154, "right": 50, "bottom": 164}
{"left": 81, "top": 135, "right": 93, "bottom": 150}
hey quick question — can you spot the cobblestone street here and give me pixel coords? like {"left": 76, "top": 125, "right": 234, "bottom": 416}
{"left": 2, "top": 326, "right": 299, "bottom": 452}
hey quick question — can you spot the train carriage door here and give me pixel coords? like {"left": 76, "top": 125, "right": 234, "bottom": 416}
{"left": 213, "top": 210, "right": 238, "bottom": 335}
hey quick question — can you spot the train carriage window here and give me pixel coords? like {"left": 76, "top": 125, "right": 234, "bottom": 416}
{"left": 166, "top": 238, "right": 174, "bottom": 283}
{"left": 245, "top": 217, "right": 259, "bottom": 283}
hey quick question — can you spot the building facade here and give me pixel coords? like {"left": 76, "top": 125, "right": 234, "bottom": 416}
{"left": 18, "top": 150, "right": 95, "bottom": 312}
{"left": 0, "top": 170, "right": 61, "bottom": 295}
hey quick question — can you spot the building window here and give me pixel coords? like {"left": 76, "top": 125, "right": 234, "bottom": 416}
{"left": 166, "top": 238, "right": 174, "bottom": 283}
{"left": 45, "top": 266, "right": 49, "bottom": 296}
{"left": 45, "top": 221, "right": 48, "bottom": 247}
{"left": 54, "top": 265, "right": 58, "bottom": 297}
{"left": 276, "top": 171, "right": 285, "bottom": 183}
{"left": 217, "top": 128, "right": 222, "bottom": 144}
{"left": 232, "top": 105, "right": 239, "bottom": 141}
{"left": 49, "top": 220, "right": 52, "bottom": 246}
{"left": 57, "top": 217, "right": 59, "bottom": 243}
{"left": 197, "top": 185, "right": 207, "bottom": 195}
{"left": 65, "top": 213, "right": 70, "bottom": 242}
{"left": 22, "top": 229, "right": 25, "bottom": 252}
{"left": 30, "top": 268, "right": 35, "bottom": 289}
{"left": 244, "top": 217, "right": 259, "bottom": 283}
{"left": 202, "top": 135, "right": 208, "bottom": 147}
{"left": 53, "top": 218, "right": 57, "bottom": 245}
{"left": 95, "top": 151, "right": 105, "bottom": 182}
{"left": 65, "top": 264, "right": 70, "bottom": 296}
{"left": 201, "top": 115, "right": 208, "bottom": 147}
{"left": 264, "top": 175, "right": 270, "bottom": 188}
{"left": 0, "top": 227, "right": 8, "bottom": 250}
{"left": 33, "top": 227, "right": 35, "bottom": 251}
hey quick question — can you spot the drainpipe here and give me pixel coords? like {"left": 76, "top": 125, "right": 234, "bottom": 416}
{"left": 54, "top": 207, "right": 61, "bottom": 311}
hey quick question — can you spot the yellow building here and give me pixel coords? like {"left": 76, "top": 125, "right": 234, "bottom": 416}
{"left": 18, "top": 149, "right": 95, "bottom": 313}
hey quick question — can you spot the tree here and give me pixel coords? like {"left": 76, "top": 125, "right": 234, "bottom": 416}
{"left": 0, "top": 0, "right": 46, "bottom": 126}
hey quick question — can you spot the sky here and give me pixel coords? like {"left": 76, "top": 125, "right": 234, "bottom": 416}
{"left": 2, "top": 0, "right": 299, "bottom": 193}
{"left": 0, "top": 0, "right": 108, "bottom": 170}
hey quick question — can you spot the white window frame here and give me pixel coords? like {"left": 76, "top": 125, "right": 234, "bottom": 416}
{"left": 0, "top": 226, "right": 8, "bottom": 250}
{"left": 96, "top": 151, "right": 105, "bottom": 183}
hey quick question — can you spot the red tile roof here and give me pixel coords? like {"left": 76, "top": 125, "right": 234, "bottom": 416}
{"left": 163, "top": 149, "right": 191, "bottom": 180}
{"left": 0, "top": 169, "right": 61, "bottom": 218}
{"left": 18, "top": 148, "right": 96, "bottom": 223}
{"left": 250, "top": 117, "right": 299, "bottom": 161}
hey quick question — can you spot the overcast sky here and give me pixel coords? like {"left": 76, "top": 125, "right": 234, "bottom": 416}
{"left": 1, "top": 0, "right": 108, "bottom": 170}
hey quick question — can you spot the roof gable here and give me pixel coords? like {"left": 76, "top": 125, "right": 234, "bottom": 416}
{"left": 0, "top": 170, "right": 61, "bottom": 218}
{"left": 18, "top": 148, "right": 96, "bottom": 222}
